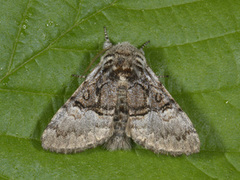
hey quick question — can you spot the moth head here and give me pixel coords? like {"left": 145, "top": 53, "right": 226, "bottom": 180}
{"left": 100, "top": 42, "right": 148, "bottom": 80}
{"left": 101, "top": 27, "right": 150, "bottom": 78}
{"left": 139, "top": 40, "right": 150, "bottom": 55}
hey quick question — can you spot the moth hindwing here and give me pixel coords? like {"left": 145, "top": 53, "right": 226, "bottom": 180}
{"left": 41, "top": 28, "right": 200, "bottom": 156}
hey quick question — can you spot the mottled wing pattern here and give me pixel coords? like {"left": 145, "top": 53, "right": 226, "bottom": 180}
{"left": 128, "top": 67, "right": 200, "bottom": 156}
{"left": 41, "top": 66, "right": 116, "bottom": 154}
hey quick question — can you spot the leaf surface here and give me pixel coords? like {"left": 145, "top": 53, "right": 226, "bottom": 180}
{"left": 0, "top": 0, "right": 239, "bottom": 179}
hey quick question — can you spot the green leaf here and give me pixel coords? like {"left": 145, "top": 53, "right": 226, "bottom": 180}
{"left": 0, "top": 0, "right": 240, "bottom": 179}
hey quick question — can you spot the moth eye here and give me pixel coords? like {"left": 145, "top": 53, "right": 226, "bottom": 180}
{"left": 83, "top": 89, "right": 90, "bottom": 100}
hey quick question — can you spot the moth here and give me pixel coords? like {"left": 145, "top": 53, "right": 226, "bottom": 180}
{"left": 41, "top": 28, "right": 200, "bottom": 156}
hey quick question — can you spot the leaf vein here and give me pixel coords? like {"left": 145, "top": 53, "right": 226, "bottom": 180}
{"left": 116, "top": 0, "right": 204, "bottom": 11}
{"left": 7, "top": 0, "right": 32, "bottom": 72}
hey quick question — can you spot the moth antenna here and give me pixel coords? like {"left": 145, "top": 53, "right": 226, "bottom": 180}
{"left": 139, "top": 40, "right": 150, "bottom": 54}
{"left": 103, "top": 26, "right": 112, "bottom": 49}
{"left": 140, "top": 40, "right": 150, "bottom": 50}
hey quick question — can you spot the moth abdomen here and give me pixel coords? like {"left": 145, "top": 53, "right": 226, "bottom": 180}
{"left": 104, "top": 84, "right": 132, "bottom": 150}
